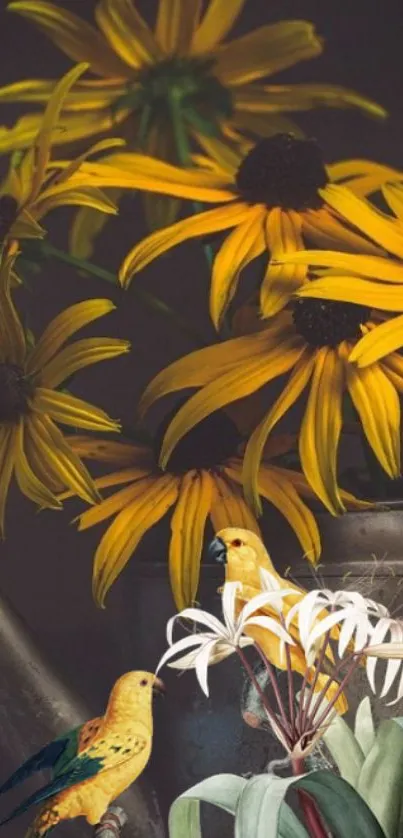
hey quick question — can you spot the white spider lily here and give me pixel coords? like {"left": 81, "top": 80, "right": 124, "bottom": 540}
{"left": 286, "top": 588, "right": 389, "bottom": 665}
{"left": 156, "top": 581, "right": 295, "bottom": 696}
{"left": 259, "top": 568, "right": 299, "bottom": 613}
{"left": 365, "top": 617, "right": 403, "bottom": 704}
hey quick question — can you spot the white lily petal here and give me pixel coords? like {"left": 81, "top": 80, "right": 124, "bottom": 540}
{"left": 240, "top": 588, "right": 296, "bottom": 624}
{"left": 259, "top": 568, "right": 282, "bottom": 591}
{"left": 156, "top": 633, "right": 208, "bottom": 673}
{"left": 387, "top": 664, "right": 403, "bottom": 706}
{"left": 381, "top": 656, "right": 403, "bottom": 699}
{"left": 222, "top": 581, "right": 241, "bottom": 633}
{"left": 354, "top": 617, "right": 372, "bottom": 654}
{"left": 305, "top": 607, "right": 355, "bottom": 654}
{"left": 246, "top": 615, "right": 295, "bottom": 644}
{"left": 174, "top": 607, "right": 227, "bottom": 637}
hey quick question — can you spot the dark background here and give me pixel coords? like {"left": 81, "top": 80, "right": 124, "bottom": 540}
{"left": 0, "top": 0, "right": 403, "bottom": 832}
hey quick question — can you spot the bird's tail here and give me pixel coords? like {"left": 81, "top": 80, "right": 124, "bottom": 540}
{"left": 25, "top": 806, "right": 60, "bottom": 838}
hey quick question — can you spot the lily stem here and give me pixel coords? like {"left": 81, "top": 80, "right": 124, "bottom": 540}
{"left": 292, "top": 760, "right": 328, "bottom": 838}
{"left": 34, "top": 240, "right": 207, "bottom": 348}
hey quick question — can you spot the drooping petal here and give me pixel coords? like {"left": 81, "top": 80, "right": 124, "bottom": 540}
{"left": 78, "top": 475, "right": 157, "bottom": 530}
{"left": 210, "top": 471, "right": 261, "bottom": 536}
{"left": 67, "top": 435, "right": 151, "bottom": 467}
{"left": 34, "top": 387, "right": 120, "bottom": 433}
{"left": 119, "top": 202, "right": 249, "bottom": 287}
{"left": 0, "top": 77, "right": 125, "bottom": 110}
{"left": 381, "top": 351, "right": 403, "bottom": 393}
{"left": 350, "top": 315, "right": 403, "bottom": 367}
{"left": 95, "top": 0, "right": 161, "bottom": 68}
{"left": 0, "top": 252, "right": 26, "bottom": 365}
{"left": 46, "top": 137, "right": 126, "bottom": 185}
{"left": 256, "top": 468, "right": 321, "bottom": 564}
{"left": 190, "top": 131, "right": 242, "bottom": 175}
{"left": 27, "top": 412, "right": 99, "bottom": 505}
{"left": 301, "top": 206, "right": 383, "bottom": 255}
{"left": 93, "top": 474, "right": 179, "bottom": 607}
{"left": 233, "top": 84, "right": 386, "bottom": 119}
{"left": 169, "top": 469, "right": 214, "bottom": 609}
{"left": 0, "top": 425, "right": 17, "bottom": 537}
{"left": 155, "top": 0, "right": 202, "bottom": 54}
{"left": 261, "top": 208, "right": 307, "bottom": 317}
{"left": 342, "top": 343, "right": 401, "bottom": 479}
{"left": 13, "top": 418, "right": 61, "bottom": 509}
{"left": 383, "top": 183, "right": 403, "bottom": 221}
{"left": 33, "top": 186, "right": 119, "bottom": 219}
{"left": 214, "top": 21, "right": 323, "bottom": 86}
{"left": 69, "top": 200, "right": 118, "bottom": 260}
{"left": 276, "top": 250, "right": 403, "bottom": 283}
{"left": 328, "top": 159, "right": 402, "bottom": 191}
{"left": 0, "top": 109, "right": 118, "bottom": 155}
{"left": 191, "top": 0, "right": 245, "bottom": 54}
{"left": 210, "top": 206, "right": 266, "bottom": 329}
{"left": 159, "top": 336, "right": 305, "bottom": 469}
{"left": 243, "top": 350, "right": 315, "bottom": 514}
{"left": 320, "top": 184, "right": 403, "bottom": 258}
{"left": 27, "top": 298, "right": 116, "bottom": 374}
{"left": 296, "top": 276, "right": 403, "bottom": 311}
{"left": 40, "top": 337, "right": 130, "bottom": 389}
{"left": 299, "top": 347, "right": 345, "bottom": 515}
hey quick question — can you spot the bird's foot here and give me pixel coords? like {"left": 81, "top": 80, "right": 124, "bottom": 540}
{"left": 94, "top": 806, "right": 128, "bottom": 837}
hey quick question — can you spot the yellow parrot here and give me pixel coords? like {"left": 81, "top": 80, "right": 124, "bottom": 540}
{"left": 208, "top": 527, "right": 347, "bottom": 714}
{"left": 0, "top": 671, "right": 164, "bottom": 836}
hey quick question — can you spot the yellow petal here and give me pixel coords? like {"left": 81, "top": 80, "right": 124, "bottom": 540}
{"left": 40, "top": 337, "right": 130, "bottom": 389}
{"left": 78, "top": 475, "right": 156, "bottom": 530}
{"left": 277, "top": 250, "right": 403, "bottom": 283}
{"left": 156, "top": 0, "right": 201, "bottom": 54}
{"left": 210, "top": 206, "right": 266, "bottom": 329}
{"left": 191, "top": 0, "right": 245, "bottom": 54}
{"left": 190, "top": 131, "right": 242, "bottom": 176}
{"left": 70, "top": 192, "right": 121, "bottom": 260}
{"left": 14, "top": 418, "right": 61, "bottom": 509}
{"left": 33, "top": 186, "right": 118, "bottom": 219}
{"left": 381, "top": 353, "right": 403, "bottom": 393}
{"left": 261, "top": 209, "right": 307, "bottom": 317}
{"left": 119, "top": 202, "right": 250, "bottom": 287}
{"left": 215, "top": 21, "right": 322, "bottom": 86}
{"left": 159, "top": 336, "right": 305, "bottom": 469}
{"left": 141, "top": 123, "right": 181, "bottom": 231}
{"left": 34, "top": 387, "right": 120, "bottom": 433}
{"left": 233, "top": 84, "right": 386, "bottom": 119}
{"left": 233, "top": 109, "right": 304, "bottom": 140}
{"left": 138, "top": 326, "right": 284, "bottom": 417}
{"left": 297, "top": 276, "right": 403, "bottom": 311}
{"left": 0, "top": 78, "right": 124, "bottom": 110}
{"left": 81, "top": 166, "right": 234, "bottom": 204}
{"left": 0, "top": 109, "right": 119, "bottom": 155}
{"left": 279, "top": 466, "right": 372, "bottom": 511}
{"left": 301, "top": 206, "right": 383, "bottom": 256}
{"left": 342, "top": 343, "right": 401, "bottom": 479}
{"left": 299, "top": 347, "right": 345, "bottom": 515}
{"left": 243, "top": 350, "right": 316, "bottom": 515}
{"left": 29, "top": 63, "right": 90, "bottom": 203}
{"left": 27, "top": 298, "right": 116, "bottom": 374}
{"left": 10, "top": 209, "right": 46, "bottom": 239}
{"left": 211, "top": 469, "right": 261, "bottom": 536}
{"left": 256, "top": 467, "right": 321, "bottom": 564}
{"left": 67, "top": 435, "right": 150, "bottom": 467}
{"left": 383, "top": 183, "right": 403, "bottom": 221}
{"left": 27, "top": 412, "right": 99, "bottom": 505}
{"left": 95, "top": 0, "right": 161, "bottom": 68}
{"left": 349, "top": 315, "right": 403, "bottom": 366}
{"left": 0, "top": 425, "right": 17, "bottom": 537}
{"left": 328, "top": 160, "right": 402, "bottom": 197}
{"left": 170, "top": 469, "right": 213, "bottom": 609}
{"left": 320, "top": 184, "right": 403, "bottom": 258}
{"left": 0, "top": 251, "right": 26, "bottom": 365}
{"left": 93, "top": 473, "right": 179, "bottom": 607}
{"left": 48, "top": 138, "right": 126, "bottom": 187}
{"left": 8, "top": 0, "right": 129, "bottom": 77}
{"left": 86, "top": 151, "right": 232, "bottom": 188}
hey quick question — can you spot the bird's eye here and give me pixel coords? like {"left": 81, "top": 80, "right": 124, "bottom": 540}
{"left": 231, "top": 538, "right": 243, "bottom": 547}
{"left": 140, "top": 678, "right": 148, "bottom": 686}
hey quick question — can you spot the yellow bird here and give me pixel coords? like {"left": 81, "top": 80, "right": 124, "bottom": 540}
{"left": 208, "top": 527, "right": 347, "bottom": 714}
{"left": 0, "top": 671, "right": 164, "bottom": 836}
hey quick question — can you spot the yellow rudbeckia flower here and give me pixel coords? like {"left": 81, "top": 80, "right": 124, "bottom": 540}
{"left": 96, "top": 134, "right": 394, "bottom": 328}
{"left": 137, "top": 299, "right": 402, "bottom": 518}
{"left": 275, "top": 181, "right": 403, "bottom": 366}
{"left": 63, "top": 415, "right": 368, "bottom": 610}
{"left": 0, "top": 0, "right": 385, "bottom": 158}
{"left": 0, "top": 248, "right": 129, "bottom": 534}
{"left": 0, "top": 63, "right": 124, "bottom": 245}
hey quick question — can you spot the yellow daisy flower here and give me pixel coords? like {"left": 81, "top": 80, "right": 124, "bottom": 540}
{"left": 274, "top": 181, "right": 403, "bottom": 366}
{"left": 65, "top": 413, "right": 368, "bottom": 610}
{"left": 99, "top": 134, "right": 392, "bottom": 328}
{"left": 0, "top": 63, "right": 123, "bottom": 245}
{"left": 0, "top": 248, "right": 129, "bottom": 534}
{"left": 0, "top": 0, "right": 385, "bottom": 157}
{"left": 136, "top": 300, "right": 402, "bottom": 518}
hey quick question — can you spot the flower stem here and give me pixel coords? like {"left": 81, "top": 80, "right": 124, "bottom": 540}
{"left": 255, "top": 643, "right": 292, "bottom": 737}
{"left": 237, "top": 647, "right": 292, "bottom": 748}
{"left": 33, "top": 240, "right": 207, "bottom": 347}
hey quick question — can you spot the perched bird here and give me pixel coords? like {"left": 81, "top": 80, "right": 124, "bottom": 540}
{"left": 0, "top": 671, "right": 164, "bottom": 836}
{"left": 208, "top": 527, "right": 347, "bottom": 713}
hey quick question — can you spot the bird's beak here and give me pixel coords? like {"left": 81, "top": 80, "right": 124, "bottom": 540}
{"left": 153, "top": 676, "right": 166, "bottom": 696}
{"left": 207, "top": 536, "right": 227, "bottom": 564}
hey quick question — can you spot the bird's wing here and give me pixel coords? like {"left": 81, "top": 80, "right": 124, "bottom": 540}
{"left": 0, "top": 728, "right": 82, "bottom": 796}
{"left": 0, "top": 719, "right": 150, "bottom": 827}
{"left": 53, "top": 717, "right": 102, "bottom": 776}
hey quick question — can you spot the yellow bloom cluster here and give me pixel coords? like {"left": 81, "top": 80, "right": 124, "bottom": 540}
{"left": 0, "top": 0, "right": 402, "bottom": 610}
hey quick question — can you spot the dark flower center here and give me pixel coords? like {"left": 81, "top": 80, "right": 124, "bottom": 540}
{"left": 0, "top": 363, "right": 33, "bottom": 422}
{"left": 153, "top": 403, "right": 241, "bottom": 474}
{"left": 293, "top": 298, "right": 371, "bottom": 347}
{"left": 235, "top": 133, "right": 329, "bottom": 209}
{"left": 0, "top": 195, "right": 19, "bottom": 243}
{"left": 114, "top": 57, "right": 232, "bottom": 136}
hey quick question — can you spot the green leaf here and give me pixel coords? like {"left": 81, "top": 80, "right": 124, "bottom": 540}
{"left": 357, "top": 719, "right": 403, "bottom": 838}
{"left": 322, "top": 709, "right": 365, "bottom": 786}
{"left": 298, "top": 770, "right": 387, "bottom": 838}
{"left": 235, "top": 774, "right": 305, "bottom": 838}
{"left": 278, "top": 803, "right": 309, "bottom": 838}
{"left": 169, "top": 774, "right": 247, "bottom": 838}
{"left": 354, "top": 697, "right": 376, "bottom": 757}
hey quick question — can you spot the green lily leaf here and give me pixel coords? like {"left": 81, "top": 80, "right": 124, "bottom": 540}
{"left": 357, "top": 719, "right": 403, "bottom": 838}
{"left": 298, "top": 770, "right": 387, "bottom": 838}
{"left": 354, "top": 697, "right": 376, "bottom": 757}
{"left": 235, "top": 774, "right": 307, "bottom": 838}
{"left": 322, "top": 706, "right": 365, "bottom": 786}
